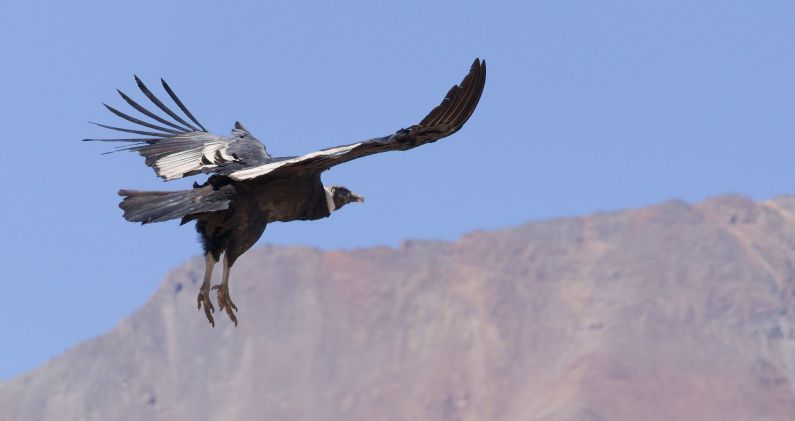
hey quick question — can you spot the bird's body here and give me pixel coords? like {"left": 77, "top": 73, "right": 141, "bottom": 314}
{"left": 87, "top": 59, "right": 485, "bottom": 326}
{"left": 119, "top": 169, "right": 359, "bottom": 324}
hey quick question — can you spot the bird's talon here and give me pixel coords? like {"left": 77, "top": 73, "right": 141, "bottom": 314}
{"left": 197, "top": 285, "right": 216, "bottom": 326}
{"left": 213, "top": 284, "right": 238, "bottom": 326}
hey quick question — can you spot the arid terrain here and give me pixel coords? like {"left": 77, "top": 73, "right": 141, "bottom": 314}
{"left": 2, "top": 195, "right": 795, "bottom": 420}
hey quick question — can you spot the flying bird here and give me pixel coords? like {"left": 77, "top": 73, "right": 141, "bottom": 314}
{"left": 86, "top": 58, "right": 486, "bottom": 327}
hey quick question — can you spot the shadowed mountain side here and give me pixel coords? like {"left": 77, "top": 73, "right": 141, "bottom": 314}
{"left": 2, "top": 195, "right": 795, "bottom": 420}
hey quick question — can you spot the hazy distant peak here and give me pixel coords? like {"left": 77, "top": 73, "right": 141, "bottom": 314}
{"left": 2, "top": 194, "right": 795, "bottom": 420}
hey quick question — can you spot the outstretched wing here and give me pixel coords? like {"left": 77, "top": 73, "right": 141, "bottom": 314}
{"left": 84, "top": 77, "right": 272, "bottom": 181}
{"left": 229, "top": 58, "right": 486, "bottom": 181}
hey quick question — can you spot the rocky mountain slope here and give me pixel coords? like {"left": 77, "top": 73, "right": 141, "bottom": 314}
{"left": 2, "top": 195, "right": 795, "bottom": 420}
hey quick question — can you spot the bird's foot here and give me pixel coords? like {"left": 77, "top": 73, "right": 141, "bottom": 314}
{"left": 212, "top": 284, "right": 238, "bottom": 326}
{"left": 197, "top": 284, "right": 215, "bottom": 327}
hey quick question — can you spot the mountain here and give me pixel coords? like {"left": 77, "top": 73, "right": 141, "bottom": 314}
{"left": 2, "top": 195, "right": 795, "bottom": 421}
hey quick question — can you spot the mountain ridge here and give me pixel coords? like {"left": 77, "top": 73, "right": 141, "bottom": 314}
{"left": 3, "top": 194, "right": 795, "bottom": 420}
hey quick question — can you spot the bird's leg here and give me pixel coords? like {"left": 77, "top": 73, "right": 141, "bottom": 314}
{"left": 212, "top": 254, "right": 238, "bottom": 326}
{"left": 197, "top": 252, "right": 217, "bottom": 327}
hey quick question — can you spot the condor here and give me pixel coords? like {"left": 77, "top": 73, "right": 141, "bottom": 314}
{"left": 86, "top": 59, "right": 486, "bottom": 327}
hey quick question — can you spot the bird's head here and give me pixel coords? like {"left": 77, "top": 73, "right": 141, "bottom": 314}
{"left": 325, "top": 185, "right": 364, "bottom": 212}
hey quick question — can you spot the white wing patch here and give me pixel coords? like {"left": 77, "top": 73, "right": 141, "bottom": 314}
{"left": 155, "top": 140, "right": 238, "bottom": 181}
{"left": 230, "top": 143, "right": 361, "bottom": 181}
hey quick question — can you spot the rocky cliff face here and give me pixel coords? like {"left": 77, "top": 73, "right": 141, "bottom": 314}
{"left": 2, "top": 195, "right": 795, "bottom": 421}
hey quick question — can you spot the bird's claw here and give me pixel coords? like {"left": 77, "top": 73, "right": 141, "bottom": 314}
{"left": 197, "top": 284, "right": 215, "bottom": 327}
{"left": 212, "top": 284, "right": 238, "bottom": 326}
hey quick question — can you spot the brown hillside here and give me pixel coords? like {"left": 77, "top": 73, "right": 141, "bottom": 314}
{"left": 2, "top": 195, "right": 795, "bottom": 420}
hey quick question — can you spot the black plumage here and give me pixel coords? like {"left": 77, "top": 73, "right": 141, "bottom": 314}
{"left": 86, "top": 58, "right": 486, "bottom": 326}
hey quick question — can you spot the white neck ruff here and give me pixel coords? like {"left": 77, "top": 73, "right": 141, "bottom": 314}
{"left": 324, "top": 186, "right": 336, "bottom": 213}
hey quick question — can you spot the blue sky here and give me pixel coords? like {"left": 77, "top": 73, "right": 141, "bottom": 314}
{"left": 1, "top": 1, "right": 793, "bottom": 379}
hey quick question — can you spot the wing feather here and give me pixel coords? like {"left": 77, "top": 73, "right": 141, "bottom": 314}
{"left": 161, "top": 79, "right": 207, "bottom": 131}
{"left": 444, "top": 61, "right": 484, "bottom": 129}
{"left": 87, "top": 60, "right": 484, "bottom": 183}
{"left": 134, "top": 75, "right": 200, "bottom": 132}
{"left": 102, "top": 103, "right": 183, "bottom": 135}
{"left": 116, "top": 89, "right": 192, "bottom": 132}
{"left": 87, "top": 77, "right": 271, "bottom": 180}
{"left": 230, "top": 58, "right": 486, "bottom": 181}
{"left": 89, "top": 122, "right": 173, "bottom": 138}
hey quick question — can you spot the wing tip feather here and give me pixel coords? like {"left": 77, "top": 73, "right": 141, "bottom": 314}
{"left": 417, "top": 57, "right": 486, "bottom": 130}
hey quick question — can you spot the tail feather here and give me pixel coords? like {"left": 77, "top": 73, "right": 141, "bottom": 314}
{"left": 118, "top": 185, "right": 234, "bottom": 224}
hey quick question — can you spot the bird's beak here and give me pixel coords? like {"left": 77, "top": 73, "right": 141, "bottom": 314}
{"left": 352, "top": 193, "right": 365, "bottom": 203}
